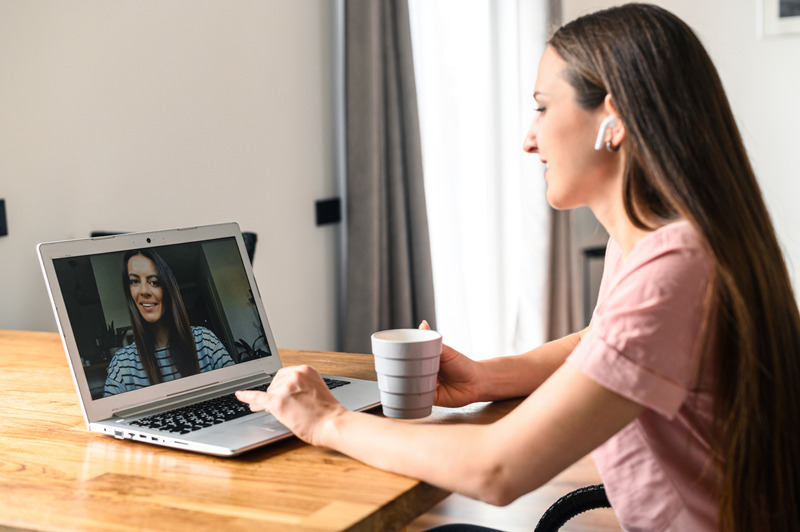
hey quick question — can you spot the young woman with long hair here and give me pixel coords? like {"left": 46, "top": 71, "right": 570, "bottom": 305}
{"left": 104, "top": 249, "right": 234, "bottom": 396}
{"left": 546, "top": 6, "right": 800, "bottom": 530}
{"left": 237, "top": 5, "right": 800, "bottom": 530}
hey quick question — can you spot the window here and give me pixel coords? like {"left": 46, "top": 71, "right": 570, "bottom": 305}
{"left": 409, "top": 0, "right": 549, "bottom": 358}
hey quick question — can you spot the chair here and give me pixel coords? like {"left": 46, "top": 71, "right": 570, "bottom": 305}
{"left": 425, "top": 484, "right": 611, "bottom": 532}
{"left": 581, "top": 245, "right": 606, "bottom": 326}
{"left": 534, "top": 484, "right": 611, "bottom": 531}
{"left": 241, "top": 231, "right": 257, "bottom": 264}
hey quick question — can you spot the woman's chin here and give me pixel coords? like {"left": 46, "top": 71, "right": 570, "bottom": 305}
{"left": 141, "top": 314, "right": 163, "bottom": 325}
{"left": 545, "top": 191, "right": 573, "bottom": 211}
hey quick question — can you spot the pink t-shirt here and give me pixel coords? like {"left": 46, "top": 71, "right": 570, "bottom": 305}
{"left": 567, "top": 220, "right": 721, "bottom": 531}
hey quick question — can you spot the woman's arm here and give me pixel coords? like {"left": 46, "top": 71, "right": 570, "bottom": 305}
{"left": 439, "top": 326, "right": 589, "bottom": 405}
{"left": 473, "top": 329, "right": 586, "bottom": 401}
{"left": 238, "top": 357, "right": 641, "bottom": 506}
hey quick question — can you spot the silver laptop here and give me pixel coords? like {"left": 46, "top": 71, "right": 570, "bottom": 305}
{"left": 37, "top": 222, "right": 380, "bottom": 456}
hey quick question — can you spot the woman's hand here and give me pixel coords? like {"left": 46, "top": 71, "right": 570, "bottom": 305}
{"left": 419, "top": 321, "right": 486, "bottom": 407}
{"left": 236, "top": 365, "right": 347, "bottom": 446}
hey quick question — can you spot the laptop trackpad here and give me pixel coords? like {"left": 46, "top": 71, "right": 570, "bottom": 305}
{"left": 201, "top": 413, "right": 285, "bottom": 436}
{"left": 198, "top": 416, "right": 289, "bottom": 449}
{"left": 240, "top": 415, "right": 286, "bottom": 432}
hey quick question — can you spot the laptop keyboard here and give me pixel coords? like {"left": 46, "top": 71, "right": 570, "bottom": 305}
{"left": 128, "top": 377, "right": 349, "bottom": 435}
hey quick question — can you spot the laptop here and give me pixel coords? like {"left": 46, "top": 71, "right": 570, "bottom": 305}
{"left": 37, "top": 222, "right": 380, "bottom": 456}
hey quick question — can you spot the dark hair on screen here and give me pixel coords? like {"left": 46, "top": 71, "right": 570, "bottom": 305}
{"left": 122, "top": 249, "right": 199, "bottom": 385}
{"left": 549, "top": 4, "right": 800, "bottom": 531}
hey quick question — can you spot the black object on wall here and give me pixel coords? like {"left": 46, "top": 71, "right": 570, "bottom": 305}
{"left": 0, "top": 199, "right": 8, "bottom": 237}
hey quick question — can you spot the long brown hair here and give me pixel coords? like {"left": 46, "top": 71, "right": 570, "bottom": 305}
{"left": 122, "top": 249, "right": 199, "bottom": 385}
{"left": 549, "top": 4, "right": 800, "bottom": 531}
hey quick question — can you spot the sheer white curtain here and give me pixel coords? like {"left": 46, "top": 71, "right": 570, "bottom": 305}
{"left": 408, "top": 0, "right": 550, "bottom": 358}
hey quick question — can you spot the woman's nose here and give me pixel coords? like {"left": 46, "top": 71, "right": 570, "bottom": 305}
{"left": 522, "top": 120, "right": 537, "bottom": 153}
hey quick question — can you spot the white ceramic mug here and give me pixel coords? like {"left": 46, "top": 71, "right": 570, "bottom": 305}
{"left": 371, "top": 328, "right": 442, "bottom": 419}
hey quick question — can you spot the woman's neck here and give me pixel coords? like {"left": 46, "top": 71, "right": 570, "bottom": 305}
{"left": 604, "top": 215, "right": 652, "bottom": 258}
{"left": 586, "top": 159, "right": 677, "bottom": 257}
{"left": 591, "top": 197, "right": 671, "bottom": 259}
{"left": 151, "top": 322, "right": 169, "bottom": 350}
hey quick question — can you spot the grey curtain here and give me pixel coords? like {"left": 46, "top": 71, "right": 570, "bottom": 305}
{"left": 343, "top": 0, "right": 436, "bottom": 354}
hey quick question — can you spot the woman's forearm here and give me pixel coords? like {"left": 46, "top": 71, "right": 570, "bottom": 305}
{"left": 474, "top": 331, "right": 584, "bottom": 401}
{"left": 319, "top": 409, "right": 509, "bottom": 503}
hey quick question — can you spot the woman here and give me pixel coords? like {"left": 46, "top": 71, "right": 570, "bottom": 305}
{"left": 237, "top": 5, "right": 800, "bottom": 531}
{"left": 104, "top": 249, "right": 234, "bottom": 396}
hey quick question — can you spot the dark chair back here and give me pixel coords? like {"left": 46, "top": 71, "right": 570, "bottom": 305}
{"left": 534, "top": 484, "right": 611, "bottom": 532}
{"left": 241, "top": 232, "right": 257, "bottom": 264}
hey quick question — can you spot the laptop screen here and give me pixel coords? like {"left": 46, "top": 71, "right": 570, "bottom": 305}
{"left": 52, "top": 236, "right": 272, "bottom": 400}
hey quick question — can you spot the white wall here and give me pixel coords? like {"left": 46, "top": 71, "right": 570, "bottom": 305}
{"left": 5, "top": 1, "right": 797, "bottom": 353}
{"left": 0, "top": 1, "right": 341, "bottom": 351}
{"left": 562, "top": 0, "right": 800, "bottom": 289}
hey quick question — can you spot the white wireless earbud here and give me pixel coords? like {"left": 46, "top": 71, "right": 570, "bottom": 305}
{"left": 594, "top": 115, "right": 617, "bottom": 150}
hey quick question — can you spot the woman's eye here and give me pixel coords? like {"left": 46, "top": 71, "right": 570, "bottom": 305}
{"left": 535, "top": 106, "right": 546, "bottom": 113}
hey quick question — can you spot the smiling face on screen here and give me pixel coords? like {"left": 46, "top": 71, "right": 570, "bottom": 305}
{"left": 127, "top": 254, "right": 165, "bottom": 325}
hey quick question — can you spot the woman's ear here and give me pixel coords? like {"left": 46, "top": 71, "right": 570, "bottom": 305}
{"left": 602, "top": 93, "right": 625, "bottom": 151}
{"left": 594, "top": 115, "right": 618, "bottom": 150}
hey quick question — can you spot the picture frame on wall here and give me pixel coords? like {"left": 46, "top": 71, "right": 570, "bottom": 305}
{"left": 760, "top": 0, "right": 800, "bottom": 36}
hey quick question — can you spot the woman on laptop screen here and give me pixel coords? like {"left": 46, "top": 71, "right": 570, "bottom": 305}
{"left": 103, "top": 249, "right": 234, "bottom": 397}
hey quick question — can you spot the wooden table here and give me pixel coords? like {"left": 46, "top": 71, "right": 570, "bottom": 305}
{"left": 0, "top": 329, "right": 524, "bottom": 532}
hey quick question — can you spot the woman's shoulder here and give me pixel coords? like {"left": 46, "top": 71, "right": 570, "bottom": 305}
{"left": 190, "top": 326, "right": 222, "bottom": 344}
{"left": 191, "top": 325, "right": 216, "bottom": 337}
{"left": 109, "top": 342, "right": 139, "bottom": 364}
{"left": 190, "top": 326, "right": 232, "bottom": 366}
{"left": 620, "top": 220, "right": 710, "bottom": 274}
{"left": 603, "top": 220, "right": 708, "bottom": 283}
{"left": 601, "top": 220, "right": 712, "bottom": 303}
{"left": 637, "top": 220, "right": 706, "bottom": 256}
